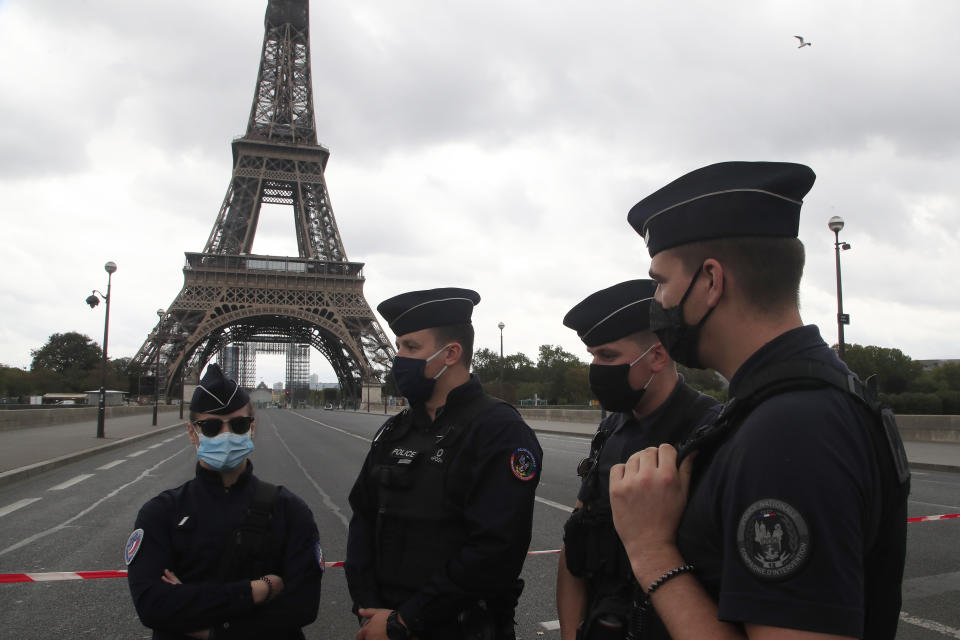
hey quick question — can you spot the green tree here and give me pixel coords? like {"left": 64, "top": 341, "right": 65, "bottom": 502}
{"left": 31, "top": 332, "right": 103, "bottom": 374}
{"left": 842, "top": 344, "right": 922, "bottom": 394}
{"left": 537, "top": 344, "right": 588, "bottom": 405}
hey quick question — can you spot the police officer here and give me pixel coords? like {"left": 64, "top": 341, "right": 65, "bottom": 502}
{"left": 345, "top": 287, "right": 543, "bottom": 640}
{"left": 556, "top": 280, "right": 719, "bottom": 640}
{"left": 126, "top": 364, "right": 323, "bottom": 639}
{"left": 608, "top": 162, "right": 909, "bottom": 639}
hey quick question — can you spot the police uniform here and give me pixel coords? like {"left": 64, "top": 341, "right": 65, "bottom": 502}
{"left": 345, "top": 288, "right": 543, "bottom": 640}
{"left": 626, "top": 161, "right": 909, "bottom": 638}
{"left": 126, "top": 365, "right": 323, "bottom": 639}
{"left": 560, "top": 280, "right": 719, "bottom": 639}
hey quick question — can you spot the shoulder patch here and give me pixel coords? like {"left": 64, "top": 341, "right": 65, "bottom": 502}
{"left": 510, "top": 447, "right": 537, "bottom": 481}
{"left": 315, "top": 541, "right": 325, "bottom": 573}
{"left": 124, "top": 528, "right": 144, "bottom": 566}
{"left": 736, "top": 499, "right": 810, "bottom": 580}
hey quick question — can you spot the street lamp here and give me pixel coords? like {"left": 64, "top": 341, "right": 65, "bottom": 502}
{"left": 828, "top": 216, "right": 851, "bottom": 360}
{"left": 85, "top": 261, "right": 117, "bottom": 439}
{"left": 497, "top": 322, "right": 505, "bottom": 394}
{"left": 152, "top": 309, "right": 166, "bottom": 426}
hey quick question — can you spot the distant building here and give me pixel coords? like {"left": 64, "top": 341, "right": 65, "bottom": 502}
{"left": 916, "top": 359, "right": 960, "bottom": 371}
{"left": 251, "top": 381, "right": 272, "bottom": 408}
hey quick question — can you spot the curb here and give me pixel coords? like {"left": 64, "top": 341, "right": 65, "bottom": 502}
{"left": 0, "top": 422, "right": 186, "bottom": 489}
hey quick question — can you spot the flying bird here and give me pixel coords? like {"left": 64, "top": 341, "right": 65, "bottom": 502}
{"left": 795, "top": 35, "right": 812, "bottom": 48}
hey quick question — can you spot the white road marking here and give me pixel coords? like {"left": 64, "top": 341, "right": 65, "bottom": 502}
{"left": 97, "top": 460, "right": 126, "bottom": 470}
{"left": 128, "top": 450, "right": 149, "bottom": 457}
{"left": 48, "top": 474, "right": 94, "bottom": 491}
{"left": 540, "top": 620, "right": 561, "bottom": 631}
{"left": 900, "top": 611, "right": 960, "bottom": 638}
{"left": 0, "top": 498, "right": 42, "bottom": 518}
{"left": 0, "top": 448, "right": 189, "bottom": 557}
{"left": 291, "top": 412, "right": 372, "bottom": 442}
{"left": 269, "top": 420, "right": 351, "bottom": 528}
{"left": 148, "top": 443, "right": 163, "bottom": 449}
{"left": 536, "top": 496, "right": 574, "bottom": 513}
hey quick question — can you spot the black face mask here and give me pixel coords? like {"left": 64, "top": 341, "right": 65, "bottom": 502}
{"left": 389, "top": 344, "right": 450, "bottom": 404}
{"left": 588, "top": 344, "right": 656, "bottom": 412}
{"left": 648, "top": 263, "right": 715, "bottom": 369}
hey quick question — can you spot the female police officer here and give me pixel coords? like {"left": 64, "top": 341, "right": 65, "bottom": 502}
{"left": 126, "top": 364, "right": 323, "bottom": 639}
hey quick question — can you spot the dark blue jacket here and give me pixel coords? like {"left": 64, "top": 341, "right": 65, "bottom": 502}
{"left": 127, "top": 461, "right": 322, "bottom": 639}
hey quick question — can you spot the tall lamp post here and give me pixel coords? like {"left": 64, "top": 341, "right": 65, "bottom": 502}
{"left": 152, "top": 309, "right": 166, "bottom": 426}
{"left": 85, "top": 261, "right": 117, "bottom": 439}
{"left": 828, "top": 216, "right": 851, "bottom": 360}
{"left": 497, "top": 322, "right": 505, "bottom": 396}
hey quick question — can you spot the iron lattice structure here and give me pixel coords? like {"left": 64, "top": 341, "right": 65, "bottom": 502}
{"left": 132, "top": 0, "right": 394, "bottom": 401}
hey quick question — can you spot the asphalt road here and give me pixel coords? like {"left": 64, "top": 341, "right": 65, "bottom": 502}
{"left": 0, "top": 408, "right": 957, "bottom": 639}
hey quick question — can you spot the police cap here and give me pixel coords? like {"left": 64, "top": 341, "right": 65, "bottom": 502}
{"left": 378, "top": 287, "right": 481, "bottom": 337}
{"left": 563, "top": 279, "right": 658, "bottom": 347}
{"left": 627, "top": 161, "right": 816, "bottom": 256}
{"left": 190, "top": 363, "right": 250, "bottom": 415}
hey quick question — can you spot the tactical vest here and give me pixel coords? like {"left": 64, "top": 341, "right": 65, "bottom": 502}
{"left": 676, "top": 359, "right": 910, "bottom": 640}
{"left": 371, "top": 394, "right": 500, "bottom": 602}
{"left": 217, "top": 478, "right": 282, "bottom": 581}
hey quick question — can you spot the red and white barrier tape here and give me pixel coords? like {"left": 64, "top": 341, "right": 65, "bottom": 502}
{"left": 3, "top": 512, "right": 958, "bottom": 584}
{"left": 907, "top": 512, "right": 960, "bottom": 523}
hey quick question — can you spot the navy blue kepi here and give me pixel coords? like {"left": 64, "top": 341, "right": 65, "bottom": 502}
{"left": 563, "top": 280, "right": 658, "bottom": 347}
{"left": 627, "top": 161, "right": 816, "bottom": 256}
{"left": 190, "top": 363, "right": 250, "bottom": 415}
{"left": 377, "top": 287, "right": 480, "bottom": 337}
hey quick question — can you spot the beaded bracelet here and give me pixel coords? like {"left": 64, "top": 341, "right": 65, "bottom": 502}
{"left": 646, "top": 563, "right": 695, "bottom": 597}
{"left": 260, "top": 575, "right": 274, "bottom": 601}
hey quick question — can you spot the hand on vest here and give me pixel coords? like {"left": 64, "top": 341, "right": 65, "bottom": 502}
{"left": 250, "top": 573, "right": 284, "bottom": 605}
{"left": 609, "top": 444, "right": 695, "bottom": 585}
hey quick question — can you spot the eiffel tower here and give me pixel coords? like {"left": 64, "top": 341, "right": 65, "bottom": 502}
{"left": 132, "top": 0, "right": 394, "bottom": 405}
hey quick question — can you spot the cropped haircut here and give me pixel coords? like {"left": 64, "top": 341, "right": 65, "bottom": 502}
{"left": 430, "top": 322, "right": 475, "bottom": 368}
{"left": 671, "top": 236, "right": 805, "bottom": 316}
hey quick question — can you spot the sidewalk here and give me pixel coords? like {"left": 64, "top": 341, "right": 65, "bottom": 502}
{"left": 0, "top": 410, "right": 956, "bottom": 489}
{"left": 0, "top": 410, "right": 187, "bottom": 487}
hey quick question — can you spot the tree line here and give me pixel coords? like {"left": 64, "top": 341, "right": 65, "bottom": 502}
{"left": 0, "top": 332, "right": 147, "bottom": 402}
{"left": 5, "top": 332, "right": 959, "bottom": 415}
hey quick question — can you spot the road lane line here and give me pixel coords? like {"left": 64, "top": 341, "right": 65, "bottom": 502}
{"left": 148, "top": 443, "right": 163, "bottom": 449}
{"left": 269, "top": 421, "right": 350, "bottom": 528}
{"left": 48, "top": 474, "right": 94, "bottom": 491}
{"left": 900, "top": 612, "right": 960, "bottom": 638}
{"left": 97, "top": 460, "right": 126, "bottom": 470}
{"left": 540, "top": 620, "right": 561, "bottom": 631}
{"left": 536, "top": 496, "right": 574, "bottom": 513}
{"left": 0, "top": 498, "right": 41, "bottom": 518}
{"left": 128, "top": 450, "right": 149, "bottom": 457}
{"left": 0, "top": 447, "right": 189, "bottom": 557}
{"left": 290, "top": 412, "right": 372, "bottom": 443}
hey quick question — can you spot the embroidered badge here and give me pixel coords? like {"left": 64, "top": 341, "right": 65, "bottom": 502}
{"left": 315, "top": 541, "right": 325, "bottom": 573}
{"left": 736, "top": 499, "right": 810, "bottom": 580}
{"left": 430, "top": 447, "right": 445, "bottom": 464}
{"left": 125, "top": 528, "right": 144, "bottom": 566}
{"left": 510, "top": 447, "right": 537, "bottom": 481}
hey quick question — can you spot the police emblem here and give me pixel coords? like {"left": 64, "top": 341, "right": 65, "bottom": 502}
{"left": 736, "top": 499, "right": 810, "bottom": 580}
{"left": 124, "top": 528, "right": 144, "bottom": 566}
{"left": 510, "top": 447, "right": 537, "bottom": 481}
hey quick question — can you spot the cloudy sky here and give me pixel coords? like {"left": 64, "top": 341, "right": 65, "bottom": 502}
{"left": 1, "top": 0, "right": 958, "bottom": 386}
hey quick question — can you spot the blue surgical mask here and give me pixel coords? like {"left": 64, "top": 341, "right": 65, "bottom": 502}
{"left": 196, "top": 431, "right": 255, "bottom": 470}
{"left": 390, "top": 343, "right": 452, "bottom": 404}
